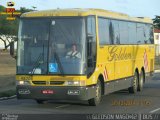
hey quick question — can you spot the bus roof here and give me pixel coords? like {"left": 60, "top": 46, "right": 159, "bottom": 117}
{"left": 21, "top": 8, "right": 153, "bottom": 24}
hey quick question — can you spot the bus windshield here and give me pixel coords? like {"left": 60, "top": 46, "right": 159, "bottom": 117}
{"left": 17, "top": 18, "right": 87, "bottom": 75}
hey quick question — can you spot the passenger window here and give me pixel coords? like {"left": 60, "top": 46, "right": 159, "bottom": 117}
{"left": 110, "top": 20, "right": 120, "bottom": 44}
{"left": 128, "top": 22, "right": 137, "bottom": 44}
{"left": 87, "top": 16, "right": 96, "bottom": 41}
{"left": 98, "top": 18, "right": 110, "bottom": 45}
{"left": 119, "top": 21, "right": 129, "bottom": 44}
{"left": 98, "top": 17, "right": 153, "bottom": 45}
{"left": 137, "top": 23, "right": 145, "bottom": 44}
{"left": 87, "top": 16, "right": 96, "bottom": 56}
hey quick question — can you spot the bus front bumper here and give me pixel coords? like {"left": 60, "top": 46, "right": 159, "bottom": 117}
{"left": 16, "top": 85, "right": 96, "bottom": 101}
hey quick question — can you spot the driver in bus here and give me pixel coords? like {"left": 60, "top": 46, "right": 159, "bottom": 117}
{"left": 66, "top": 44, "right": 81, "bottom": 59}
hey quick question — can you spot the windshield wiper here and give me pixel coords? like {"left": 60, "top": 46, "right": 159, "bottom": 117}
{"left": 32, "top": 53, "right": 44, "bottom": 74}
{"left": 31, "top": 44, "right": 45, "bottom": 74}
{"left": 53, "top": 49, "right": 64, "bottom": 75}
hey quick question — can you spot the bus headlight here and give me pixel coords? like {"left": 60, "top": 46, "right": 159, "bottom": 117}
{"left": 65, "top": 80, "right": 86, "bottom": 86}
{"left": 17, "top": 80, "right": 31, "bottom": 85}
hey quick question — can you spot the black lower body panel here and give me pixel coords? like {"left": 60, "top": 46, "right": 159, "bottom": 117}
{"left": 16, "top": 85, "right": 96, "bottom": 101}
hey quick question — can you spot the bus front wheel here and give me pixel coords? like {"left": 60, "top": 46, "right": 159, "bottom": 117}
{"left": 88, "top": 80, "right": 102, "bottom": 106}
{"left": 128, "top": 71, "right": 138, "bottom": 94}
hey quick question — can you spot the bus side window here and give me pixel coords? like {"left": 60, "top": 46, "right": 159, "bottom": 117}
{"left": 119, "top": 21, "right": 129, "bottom": 44}
{"left": 136, "top": 23, "right": 143, "bottom": 44}
{"left": 87, "top": 16, "right": 96, "bottom": 75}
{"left": 128, "top": 22, "right": 137, "bottom": 44}
{"left": 98, "top": 18, "right": 110, "bottom": 45}
{"left": 109, "top": 20, "right": 114, "bottom": 44}
{"left": 110, "top": 20, "right": 120, "bottom": 44}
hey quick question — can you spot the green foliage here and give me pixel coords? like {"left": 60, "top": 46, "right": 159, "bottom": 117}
{"left": 0, "top": 5, "right": 34, "bottom": 50}
{"left": 0, "top": 16, "right": 19, "bottom": 36}
{"left": 0, "top": 5, "right": 19, "bottom": 36}
{"left": 0, "top": 6, "right": 34, "bottom": 36}
{"left": 0, "top": 5, "right": 5, "bottom": 12}
{"left": 153, "top": 16, "right": 160, "bottom": 29}
{"left": 19, "top": 7, "right": 34, "bottom": 13}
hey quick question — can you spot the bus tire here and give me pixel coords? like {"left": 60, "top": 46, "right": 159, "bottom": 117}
{"left": 88, "top": 80, "right": 102, "bottom": 106}
{"left": 36, "top": 100, "right": 45, "bottom": 104}
{"left": 128, "top": 71, "right": 138, "bottom": 94}
{"left": 137, "top": 70, "right": 144, "bottom": 91}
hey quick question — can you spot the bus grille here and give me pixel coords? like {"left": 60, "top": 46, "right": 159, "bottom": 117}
{"left": 32, "top": 81, "right": 46, "bottom": 85}
{"left": 32, "top": 81, "right": 64, "bottom": 85}
{"left": 50, "top": 81, "right": 65, "bottom": 85}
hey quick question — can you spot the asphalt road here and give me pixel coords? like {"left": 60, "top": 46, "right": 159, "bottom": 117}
{"left": 0, "top": 73, "right": 160, "bottom": 114}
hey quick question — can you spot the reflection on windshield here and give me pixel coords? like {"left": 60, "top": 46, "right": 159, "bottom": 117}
{"left": 49, "top": 18, "right": 86, "bottom": 75}
{"left": 17, "top": 18, "right": 87, "bottom": 75}
{"left": 17, "top": 19, "right": 49, "bottom": 74}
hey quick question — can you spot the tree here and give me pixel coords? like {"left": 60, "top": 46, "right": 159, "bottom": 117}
{"left": 0, "top": 5, "right": 5, "bottom": 11}
{"left": 19, "top": 7, "right": 34, "bottom": 13}
{"left": 32, "top": 6, "right": 37, "bottom": 10}
{"left": 0, "top": 5, "right": 19, "bottom": 50}
{"left": 153, "top": 16, "right": 160, "bottom": 29}
{"left": 0, "top": 6, "right": 34, "bottom": 50}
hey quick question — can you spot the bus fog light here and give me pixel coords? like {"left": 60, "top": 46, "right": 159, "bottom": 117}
{"left": 17, "top": 80, "right": 31, "bottom": 85}
{"left": 67, "top": 90, "right": 80, "bottom": 95}
{"left": 19, "top": 81, "right": 24, "bottom": 85}
{"left": 65, "top": 80, "right": 86, "bottom": 86}
{"left": 67, "top": 81, "right": 80, "bottom": 86}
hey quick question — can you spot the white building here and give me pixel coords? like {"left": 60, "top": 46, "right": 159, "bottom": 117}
{"left": 154, "top": 29, "right": 160, "bottom": 56}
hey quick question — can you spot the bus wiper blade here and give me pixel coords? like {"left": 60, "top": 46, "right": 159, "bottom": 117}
{"left": 54, "top": 51, "right": 64, "bottom": 75}
{"left": 32, "top": 44, "right": 45, "bottom": 74}
{"left": 32, "top": 53, "right": 43, "bottom": 74}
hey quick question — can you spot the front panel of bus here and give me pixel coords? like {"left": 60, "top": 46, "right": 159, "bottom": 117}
{"left": 16, "top": 16, "right": 97, "bottom": 100}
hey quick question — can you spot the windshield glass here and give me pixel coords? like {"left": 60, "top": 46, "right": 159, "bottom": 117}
{"left": 17, "top": 19, "right": 49, "bottom": 74}
{"left": 49, "top": 18, "right": 86, "bottom": 75}
{"left": 17, "top": 18, "right": 86, "bottom": 75}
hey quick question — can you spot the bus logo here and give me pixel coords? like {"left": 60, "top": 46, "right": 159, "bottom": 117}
{"left": 108, "top": 46, "right": 132, "bottom": 61}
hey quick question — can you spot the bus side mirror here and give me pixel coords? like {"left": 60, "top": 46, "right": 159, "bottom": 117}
{"left": 10, "top": 42, "right": 16, "bottom": 59}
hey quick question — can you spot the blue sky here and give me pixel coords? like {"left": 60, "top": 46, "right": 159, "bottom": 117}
{"left": 0, "top": 0, "right": 159, "bottom": 18}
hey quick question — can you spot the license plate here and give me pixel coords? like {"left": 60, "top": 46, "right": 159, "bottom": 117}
{"left": 42, "top": 90, "right": 54, "bottom": 94}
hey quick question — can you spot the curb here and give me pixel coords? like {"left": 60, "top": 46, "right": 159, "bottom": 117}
{"left": 0, "top": 95, "right": 16, "bottom": 101}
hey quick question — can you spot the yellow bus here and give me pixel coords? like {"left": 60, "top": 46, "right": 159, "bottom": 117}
{"left": 15, "top": 9, "right": 154, "bottom": 106}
